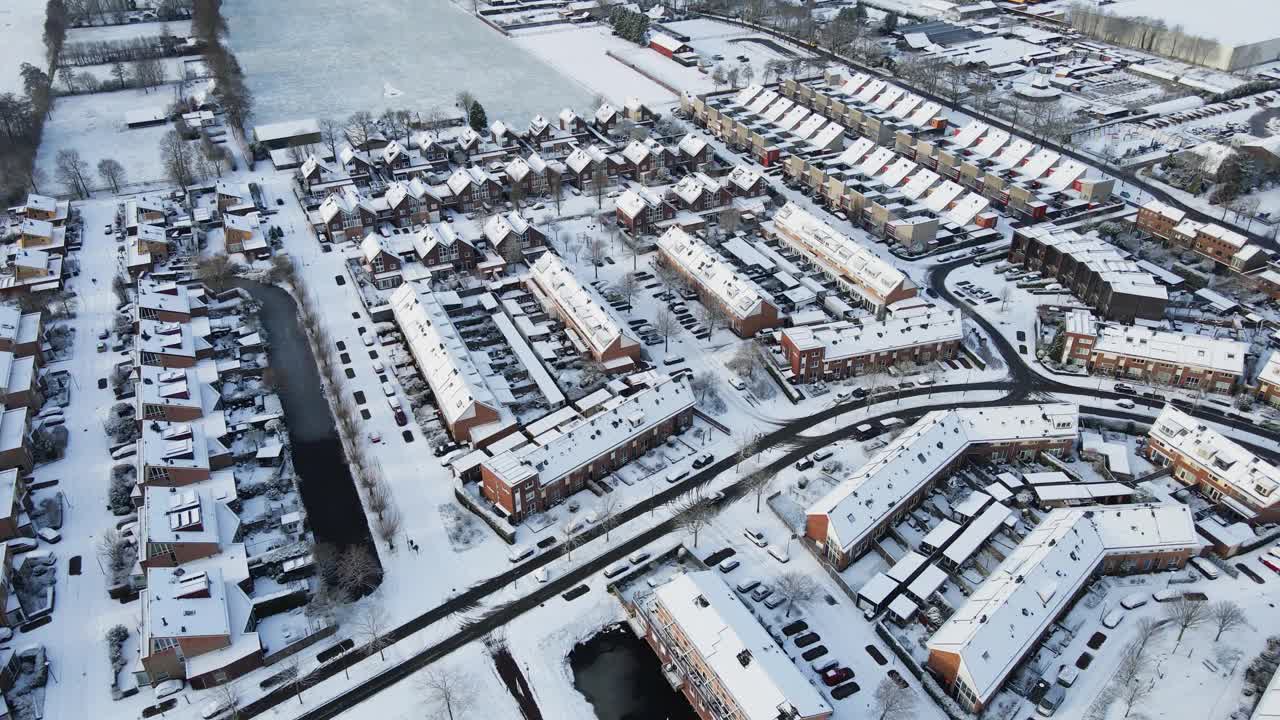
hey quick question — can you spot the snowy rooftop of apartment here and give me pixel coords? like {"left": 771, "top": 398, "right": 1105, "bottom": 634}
{"left": 771, "top": 202, "right": 911, "bottom": 300}
{"left": 136, "top": 280, "right": 205, "bottom": 316}
{"left": 1149, "top": 405, "right": 1280, "bottom": 511}
{"left": 653, "top": 572, "right": 832, "bottom": 720}
{"left": 529, "top": 253, "right": 636, "bottom": 357}
{"left": 1259, "top": 352, "right": 1280, "bottom": 388}
{"left": 657, "top": 228, "right": 770, "bottom": 321}
{"left": 389, "top": 283, "right": 507, "bottom": 427}
{"left": 483, "top": 372, "right": 693, "bottom": 488}
{"left": 782, "top": 308, "right": 961, "bottom": 360}
{"left": 809, "top": 404, "right": 1078, "bottom": 553}
{"left": 141, "top": 472, "right": 239, "bottom": 547}
{"left": 928, "top": 504, "right": 1199, "bottom": 706}
{"left": 1091, "top": 323, "right": 1248, "bottom": 375}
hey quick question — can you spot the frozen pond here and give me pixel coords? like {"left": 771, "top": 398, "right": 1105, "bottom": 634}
{"left": 223, "top": 0, "right": 595, "bottom": 126}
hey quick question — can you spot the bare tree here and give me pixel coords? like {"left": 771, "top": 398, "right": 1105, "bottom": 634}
{"left": 196, "top": 253, "right": 247, "bottom": 292}
{"left": 592, "top": 166, "right": 608, "bottom": 209}
{"left": 744, "top": 469, "right": 774, "bottom": 513}
{"left": 54, "top": 148, "right": 91, "bottom": 197}
{"left": 598, "top": 492, "right": 622, "bottom": 542}
{"left": 718, "top": 205, "right": 741, "bottom": 235}
{"left": 418, "top": 666, "right": 474, "bottom": 720}
{"left": 97, "top": 157, "right": 126, "bottom": 193}
{"left": 696, "top": 301, "right": 727, "bottom": 336}
{"left": 159, "top": 129, "right": 196, "bottom": 187}
{"left": 318, "top": 117, "right": 343, "bottom": 160}
{"left": 354, "top": 601, "right": 393, "bottom": 661}
{"left": 588, "top": 238, "right": 607, "bottom": 279}
{"left": 337, "top": 545, "right": 381, "bottom": 600}
{"left": 670, "top": 492, "right": 716, "bottom": 547}
{"left": 654, "top": 308, "right": 678, "bottom": 353}
{"left": 346, "top": 110, "right": 376, "bottom": 149}
{"left": 774, "top": 571, "right": 817, "bottom": 617}
{"left": 547, "top": 171, "right": 564, "bottom": 214}
{"left": 210, "top": 682, "right": 241, "bottom": 720}
{"left": 1131, "top": 616, "right": 1165, "bottom": 658}
{"left": 1165, "top": 597, "right": 1210, "bottom": 647}
{"left": 689, "top": 371, "right": 719, "bottom": 404}
{"left": 614, "top": 271, "right": 638, "bottom": 312}
{"left": 736, "top": 434, "right": 759, "bottom": 474}
{"left": 873, "top": 677, "right": 917, "bottom": 720}
{"left": 1115, "top": 639, "right": 1154, "bottom": 718}
{"left": 374, "top": 497, "right": 402, "bottom": 550}
{"left": 1210, "top": 599, "right": 1249, "bottom": 641}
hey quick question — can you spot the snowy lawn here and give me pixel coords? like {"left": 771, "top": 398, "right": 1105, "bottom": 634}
{"left": 512, "top": 25, "right": 680, "bottom": 108}
{"left": 36, "top": 85, "right": 184, "bottom": 191}
{"left": 0, "top": 0, "right": 48, "bottom": 94}
{"left": 64, "top": 19, "right": 192, "bottom": 44}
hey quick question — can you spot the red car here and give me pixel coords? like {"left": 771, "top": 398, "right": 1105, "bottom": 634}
{"left": 1261, "top": 556, "right": 1280, "bottom": 575}
{"left": 823, "top": 667, "right": 853, "bottom": 687}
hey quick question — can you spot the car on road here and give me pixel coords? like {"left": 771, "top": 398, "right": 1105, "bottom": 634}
{"left": 1114, "top": 383, "right": 1137, "bottom": 395}
{"left": 1116, "top": 400, "right": 1136, "bottom": 409}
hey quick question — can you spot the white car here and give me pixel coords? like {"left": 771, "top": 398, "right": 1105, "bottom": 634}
{"left": 371, "top": 359, "right": 385, "bottom": 374}
{"left": 1102, "top": 610, "right": 1125, "bottom": 629}
{"left": 381, "top": 381, "right": 396, "bottom": 397}
{"left": 1116, "top": 399, "right": 1136, "bottom": 409}
{"left": 154, "top": 679, "right": 185, "bottom": 699}
{"left": 361, "top": 333, "right": 375, "bottom": 347}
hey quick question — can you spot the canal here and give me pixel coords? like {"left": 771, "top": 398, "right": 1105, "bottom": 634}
{"left": 237, "top": 279, "right": 380, "bottom": 556}
{"left": 569, "top": 624, "right": 697, "bottom": 720}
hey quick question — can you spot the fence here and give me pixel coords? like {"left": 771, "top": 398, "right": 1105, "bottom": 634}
{"left": 454, "top": 483, "right": 517, "bottom": 544}
{"left": 874, "top": 622, "right": 974, "bottom": 720}
{"left": 262, "top": 623, "right": 338, "bottom": 666}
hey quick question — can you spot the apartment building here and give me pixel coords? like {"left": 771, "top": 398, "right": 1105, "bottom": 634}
{"left": 770, "top": 202, "right": 916, "bottom": 317}
{"left": 780, "top": 308, "right": 962, "bottom": 382}
{"left": 137, "top": 366, "right": 215, "bottom": 423}
{"left": 139, "top": 473, "right": 240, "bottom": 568}
{"left": 134, "top": 281, "right": 208, "bottom": 324}
{"left": 656, "top": 228, "right": 781, "bottom": 338}
{"left": 0, "top": 307, "right": 43, "bottom": 360}
{"left": 627, "top": 571, "right": 833, "bottom": 720}
{"left": 1010, "top": 225, "right": 1168, "bottom": 322}
{"left": 480, "top": 372, "right": 693, "bottom": 521}
{"left": 1145, "top": 405, "right": 1280, "bottom": 523}
{"left": 806, "top": 405, "right": 1078, "bottom": 569}
{"left": 137, "top": 419, "right": 232, "bottom": 488}
{"left": 928, "top": 504, "right": 1199, "bottom": 711}
{"left": 528, "top": 253, "right": 640, "bottom": 371}
{"left": 1060, "top": 310, "right": 1247, "bottom": 394}
{"left": 1136, "top": 199, "right": 1268, "bottom": 273}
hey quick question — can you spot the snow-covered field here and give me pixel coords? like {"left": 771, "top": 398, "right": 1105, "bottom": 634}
{"left": 0, "top": 0, "right": 47, "bottom": 94}
{"left": 514, "top": 18, "right": 809, "bottom": 110}
{"left": 222, "top": 0, "right": 595, "bottom": 126}
{"left": 35, "top": 85, "right": 183, "bottom": 191}
{"left": 64, "top": 19, "right": 192, "bottom": 44}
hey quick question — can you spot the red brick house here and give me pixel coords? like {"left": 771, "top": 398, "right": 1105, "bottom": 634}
{"left": 413, "top": 223, "right": 482, "bottom": 271}
{"left": 616, "top": 187, "right": 673, "bottom": 235}
{"left": 317, "top": 186, "right": 377, "bottom": 243}
{"left": 445, "top": 167, "right": 501, "bottom": 212}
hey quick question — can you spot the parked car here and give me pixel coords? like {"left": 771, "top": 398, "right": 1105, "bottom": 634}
{"left": 719, "top": 559, "right": 740, "bottom": 573}
{"left": 751, "top": 585, "right": 773, "bottom": 602}
{"left": 831, "top": 681, "right": 860, "bottom": 699}
{"left": 1120, "top": 593, "right": 1148, "bottom": 610}
{"left": 692, "top": 453, "right": 714, "bottom": 469}
{"left": 743, "top": 528, "right": 767, "bottom": 548}
{"left": 763, "top": 595, "right": 785, "bottom": 609}
{"left": 735, "top": 579, "right": 760, "bottom": 594}
{"left": 822, "top": 667, "right": 853, "bottom": 686}
{"left": 361, "top": 333, "right": 375, "bottom": 346}
{"left": 1102, "top": 610, "right": 1125, "bottom": 628}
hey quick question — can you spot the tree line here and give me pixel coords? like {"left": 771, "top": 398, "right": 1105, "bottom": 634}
{"left": 608, "top": 6, "right": 650, "bottom": 46}
{"left": 59, "top": 31, "right": 200, "bottom": 67}
{"left": 0, "top": 0, "right": 63, "bottom": 204}
{"left": 63, "top": 0, "right": 192, "bottom": 28}
{"left": 1067, "top": 3, "right": 1223, "bottom": 68}
{"left": 192, "top": 0, "right": 252, "bottom": 136}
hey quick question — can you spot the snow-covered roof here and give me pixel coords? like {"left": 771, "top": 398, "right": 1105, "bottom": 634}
{"left": 1255, "top": 664, "right": 1280, "bottom": 720}
{"left": 771, "top": 202, "right": 912, "bottom": 306}
{"left": 483, "top": 372, "right": 693, "bottom": 488}
{"left": 506, "top": 156, "right": 530, "bottom": 183}
{"left": 483, "top": 212, "right": 530, "bottom": 245}
{"left": 1090, "top": 323, "right": 1247, "bottom": 376}
{"left": 858, "top": 572, "right": 897, "bottom": 605}
{"left": 389, "top": 283, "right": 504, "bottom": 427}
{"left": 649, "top": 33, "right": 686, "bottom": 53}
{"left": 566, "top": 145, "right": 605, "bottom": 174}
{"left": 945, "top": 193, "right": 990, "bottom": 227}
{"left": 1148, "top": 405, "right": 1280, "bottom": 513}
{"left": 622, "top": 139, "right": 650, "bottom": 166}
{"left": 412, "top": 223, "right": 475, "bottom": 261}
{"left": 725, "top": 164, "right": 761, "bottom": 193}
{"left": 381, "top": 140, "right": 405, "bottom": 165}
{"left": 1140, "top": 199, "right": 1186, "bottom": 224}
{"left": 808, "top": 405, "right": 1078, "bottom": 556}
{"left": 677, "top": 133, "right": 707, "bottom": 158}
{"left": 529, "top": 253, "right": 636, "bottom": 358}
{"left": 490, "top": 120, "right": 509, "bottom": 139}
{"left": 732, "top": 83, "right": 764, "bottom": 107}
{"left": 594, "top": 103, "right": 617, "bottom": 125}
{"left": 782, "top": 308, "right": 962, "bottom": 362}
{"left": 928, "top": 504, "right": 1199, "bottom": 707}
{"left": 1259, "top": 352, "right": 1280, "bottom": 389}
{"left": 1018, "top": 226, "right": 1167, "bottom": 301}
{"left": 615, "top": 187, "right": 661, "bottom": 220}
{"left": 669, "top": 173, "right": 721, "bottom": 205}
{"left": 657, "top": 228, "right": 771, "bottom": 321}
{"left": 651, "top": 572, "right": 832, "bottom": 720}
{"left": 25, "top": 193, "right": 56, "bottom": 214}
{"left": 942, "top": 503, "right": 1015, "bottom": 567}
{"left": 558, "top": 108, "right": 578, "bottom": 126}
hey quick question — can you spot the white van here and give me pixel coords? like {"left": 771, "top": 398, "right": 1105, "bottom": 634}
{"left": 728, "top": 376, "right": 746, "bottom": 391}
{"left": 767, "top": 544, "right": 790, "bottom": 563}
{"left": 507, "top": 545, "right": 534, "bottom": 563}
{"left": 1189, "top": 557, "right": 1219, "bottom": 580}
{"left": 811, "top": 449, "right": 834, "bottom": 462}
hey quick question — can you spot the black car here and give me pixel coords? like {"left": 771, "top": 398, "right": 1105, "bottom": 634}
{"left": 801, "top": 645, "right": 828, "bottom": 661}
{"left": 1114, "top": 383, "right": 1137, "bottom": 396}
{"left": 692, "top": 453, "right": 714, "bottom": 469}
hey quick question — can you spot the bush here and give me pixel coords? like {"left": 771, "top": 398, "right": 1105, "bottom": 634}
{"left": 106, "top": 624, "right": 129, "bottom": 676}
{"left": 108, "top": 464, "right": 134, "bottom": 515}
{"left": 31, "top": 426, "right": 68, "bottom": 463}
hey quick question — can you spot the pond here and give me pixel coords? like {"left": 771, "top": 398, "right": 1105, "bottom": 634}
{"left": 569, "top": 624, "right": 696, "bottom": 720}
{"left": 238, "top": 280, "right": 380, "bottom": 557}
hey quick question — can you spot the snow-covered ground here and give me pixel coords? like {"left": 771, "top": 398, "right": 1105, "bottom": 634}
{"left": 63, "top": 19, "right": 193, "bottom": 44}
{"left": 0, "top": 0, "right": 48, "bottom": 94}
{"left": 35, "top": 84, "right": 187, "bottom": 191}
{"left": 222, "top": 0, "right": 595, "bottom": 126}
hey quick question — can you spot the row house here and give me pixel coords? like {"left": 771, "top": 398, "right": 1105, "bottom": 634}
{"left": 135, "top": 281, "right": 208, "bottom": 325}
{"left": 668, "top": 173, "right": 729, "bottom": 213}
{"left": 480, "top": 373, "right": 694, "bottom": 521}
{"left": 780, "top": 308, "right": 963, "bottom": 382}
{"left": 675, "top": 133, "right": 711, "bottom": 171}
{"left": 723, "top": 164, "right": 766, "bottom": 198}
{"left": 139, "top": 477, "right": 240, "bottom": 569}
{"left": 928, "top": 504, "right": 1198, "bottom": 712}
{"left": 656, "top": 227, "right": 781, "bottom": 337}
{"left": 625, "top": 572, "right": 833, "bottom": 720}
{"left": 622, "top": 96, "right": 655, "bottom": 124}
{"left": 1136, "top": 199, "right": 1269, "bottom": 273}
{"left": 415, "top": 131, "right": 451, "bottom": 166}
{"left": 1146, "top": 405, "right": 1280, "bottom": 524}
{"left": 528, "top": 252, "right": 640, "bottom": 370}
{"left": 15, "top": 193, "right": 69, "bottom": 225}
{"left": 317, "top": 186, "right": 378, "bottom": 243}
{"left": 594, "top": 102, "right": 619, "bottom": 133}
{"left": 1010, "top": 224, "right": 1168, "bottom": 322}
{"left": 296, "top": 155, "right": 353, "bottom": 195}
{"left": 526, "top": 113, "right": 552, "bottom": 145}
{"left": 384, "top": 178, "right": 442, "bottom": 226}
{"left": 806, "top": 404, "right": 1078, "bottom": 569}
{"left": 137, "top": 366, "right": 214, "bottom": 424}
{"left": 413, "top": 223, "right": 484, "bottom": 272}
{"left": 360, "top": 234, "right": 405, "bottom": 290}
{"left": 444, "top": 167, "right": 501, "bottom": 212}
{"left": 505, "top": 153, "right": 559, "bottom": 196}
{"left": 215, "top": 182, "right": 255, "bottom": 216}
{"left": 1258, "top": 353, "right": 1280, "bottom": 407}
{"left": 483, "top": 212, "right": 547, "bottom": 264}
{"left": 1060, "top": 309, "right": 1247, "bottom": 394}
{"left": 222, "top": 212, "right": 267, "bottom": 258}
{"left": 136, "top": 318, "right": 213, "bottom": 369}
{"left": 489, "top": 120, "right": 516, "bottom": 148}
{"left": 564, "top": 145, "right": 612, "bottom": 188}
{"left": 0, "top": 307, "right": 44, "bottom": 360}
{"left": 558, "top": 107, "right": 589, "bottom": 136}
{"left": 0, "top": 470, "right": 30, "bottom": 544}
{"left": 338, "top": 145, "right": 376, "bottom": 184}
{"left": 137, "top": 420, "right": 232, "bottom": 488}
{"left": 616, "top": 186, "right": 674, "bottom": 235}
{"left": 17, "top": 218, "right": 65, "bottom": 255}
